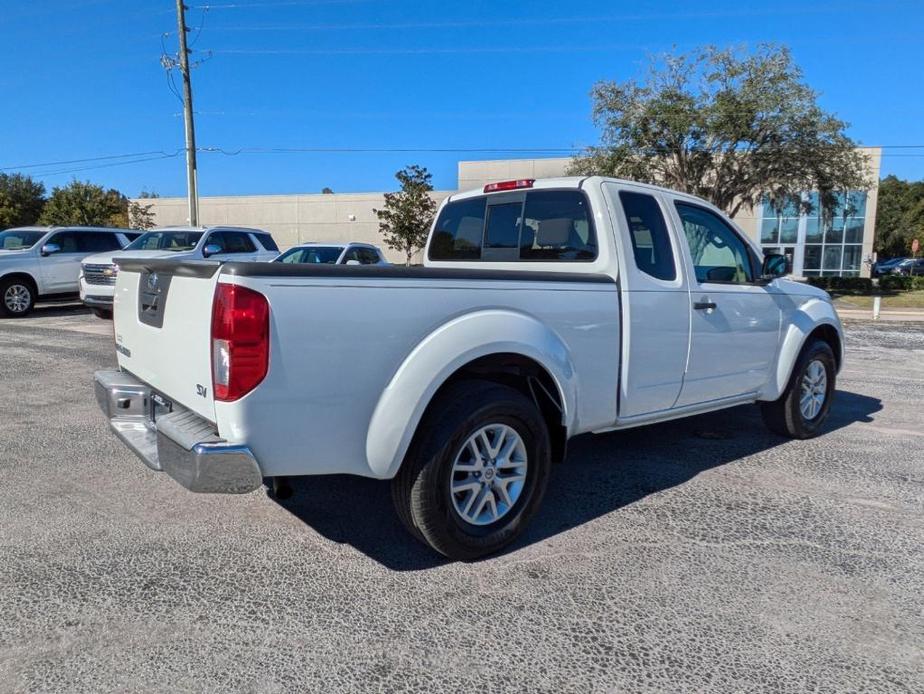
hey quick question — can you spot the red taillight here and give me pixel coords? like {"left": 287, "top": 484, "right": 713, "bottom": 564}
{"left": 483, "top": 179, "right": 535, "bottom": 193}
{"left": 211, "top": 283, "right": 269, "bottom": 402}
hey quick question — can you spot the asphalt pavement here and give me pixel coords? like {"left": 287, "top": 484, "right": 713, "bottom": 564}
{"left": 0, "top": 306, "right": 921, "bottom": 692}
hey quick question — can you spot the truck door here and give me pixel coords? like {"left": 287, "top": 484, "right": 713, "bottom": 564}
{"left": 670, "top": 201, "right": 780, "bottom": 406}
{"left": 604, "top": 183, "right": 690, "bottom": 417}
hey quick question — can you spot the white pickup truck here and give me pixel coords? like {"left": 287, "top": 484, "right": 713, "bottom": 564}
{"left": 95, "top": 177, "right": 844, "bottom": 559}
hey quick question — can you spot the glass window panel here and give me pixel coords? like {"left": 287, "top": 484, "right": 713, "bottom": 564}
{"left": 803, "top": 270, "right": 820, "bottom": 277}
{"left": 846, "top": 191, "right": 867, "bottom": 218}
{"left": 781, "top": 197, "right": 800, "bottom": 218}
{"left": 675, "top": 202, "right": 755, "bottom": 284}
{"left": 805, "top": 217, "right": 822, "bottom": 243}
{"left": 833, "top": 192, "right": 847, "bottom": 218}
{"left": 803, "top": 245, "right": 822, "bottom": 270}
{"left": 843, "top": 245, "right": 862, "bottom": 271}
{"left": 806, "top": 192, "right": 820, "bottom": 215}
{"left": 484, "top": 203, "right": 522, "bottom": 249}
{"left": 825, "top": 218, "right": 844, "bottom": 244}
{"left": 823, "top": 246, "right": 843, "bottom": 270}
{"left": 780, "top": 218, "right": 799, "bottom": 243}
{"left": 761, "top": 218, "right": 779, "bottom": 244}
{"left": 845, "top": 219, "right": 864, "bottom": 244}
{"left": 429, "top": 197, "right": 487, "bottom": 260}
{"left": 762, "top": 196, "right": 799, "bottom": 219}
{"left": 618, "top": 191, "right": 676, "bottom": 281}
{"left": 520, "top": 190, "right": 597, "bottom": 261}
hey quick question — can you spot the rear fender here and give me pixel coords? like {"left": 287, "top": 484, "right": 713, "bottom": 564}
{"left": 760, "top": 298, "right": 843, "bottom": 401}
{"left": 365, "top": 309, "right": 577, "bottom": 479}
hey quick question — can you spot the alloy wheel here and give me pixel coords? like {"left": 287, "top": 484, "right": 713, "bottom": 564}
{"left": 450, "top": 423, "right": 528, "bottom": 526}
{"left": 800, "top": 359, "right": 827, "bottom": 421}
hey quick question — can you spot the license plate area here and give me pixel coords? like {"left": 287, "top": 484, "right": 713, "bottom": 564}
{"left": 138, "top": 271, "right": 174, "bottom": 328}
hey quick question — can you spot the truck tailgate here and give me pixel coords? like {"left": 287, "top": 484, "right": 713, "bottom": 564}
{"left": 112, "top": 258, "right": 220, "bottom": 422}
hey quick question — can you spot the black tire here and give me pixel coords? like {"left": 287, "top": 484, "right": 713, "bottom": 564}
{"left": 761, "top": 339, "right": 836, "bottom": 439}
{"left": 91, "top": 308, "right": 113, "bottom": 320}
{"left": 0, "top": 276, "right": 36, "bottom": 318}
{"left": 392, "top": 380, "right": 551, "bottom": 560}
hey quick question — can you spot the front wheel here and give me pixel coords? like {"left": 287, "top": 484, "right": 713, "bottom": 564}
{"left": 761, "top": 339, "right": 836, "bottom": 439}
{"left": 0, "top": 277, "right": 36, "bottom": 318}
{"left": 392, "top": 380, "right": 551, "bottom": 560}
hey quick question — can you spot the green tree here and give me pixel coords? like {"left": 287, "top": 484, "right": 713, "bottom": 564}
{"left": 128, "top": 190, "right": 159, "bottom": 230}
{"left": 38, "top": 180, "right": 128, "bottom": 227}
{"left": 569, "top": 45, "right": 871, "bottom": 218}
{"left": 874, "top": 175, "right": 924, "bottom": 257}
{"left": 0, "top": 173, "right": 46, "bottom": 229}
{"left": 375, "top": 165, "right": 437, "bottom": 265}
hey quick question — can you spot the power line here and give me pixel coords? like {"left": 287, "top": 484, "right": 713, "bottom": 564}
{"left": 29, "top": 153, "right": 184, "bottom": 178}
{"left": 7, "top": 144, "right": 924, "bottom": 178}
{"left": 0, "top": 150, "right": 183, "bottom": 172}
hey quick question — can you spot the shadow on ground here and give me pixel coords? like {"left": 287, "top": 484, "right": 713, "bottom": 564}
{"left": 271, "top": 390, "right": 882, "bottom": 571}
{"left": 29, "top": 301, "right": 90, "bottom": 318}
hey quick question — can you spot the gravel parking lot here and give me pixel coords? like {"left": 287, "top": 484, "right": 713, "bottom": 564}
{"left": 1, "top": 305, "right": 921, "bottom": 692}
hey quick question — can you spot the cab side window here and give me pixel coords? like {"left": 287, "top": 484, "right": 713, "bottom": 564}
{"left": 48, "top": 231, "right": 80, "bottom": 253}
{"left": 77, "top": 232, "right": 122, "bottom": 253}
{"left": 358, "top": 248, "right": 380, "bottom": 264}
{"left": 619, "top": 191, "right": 676, "bottom": 281}
{"left": 342, "top": 248, "right": 362, "bottom": 263}
{"left": 675, "top": 202, "right": 755, "bottom": 284}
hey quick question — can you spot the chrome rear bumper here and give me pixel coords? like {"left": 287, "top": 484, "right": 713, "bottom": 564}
{"left": 94, "top": 370, "right": 262, "bottom": 493}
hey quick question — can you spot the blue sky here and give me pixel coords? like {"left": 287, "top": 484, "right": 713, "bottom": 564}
{"left": 1, "top": 0, "right": 922, "bottom": 197}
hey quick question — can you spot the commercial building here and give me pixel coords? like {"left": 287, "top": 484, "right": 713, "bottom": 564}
{"left": 138, "top": 148, "right": 880, "bottom": 275}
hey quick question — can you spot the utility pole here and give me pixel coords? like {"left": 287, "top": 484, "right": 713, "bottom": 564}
{"left": 175, "top": 0, "right": 199, "bottom": 226}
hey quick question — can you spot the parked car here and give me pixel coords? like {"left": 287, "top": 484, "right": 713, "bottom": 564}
{"left": 891, "top": 258, "right": 924, "bottom": 276}
{"left": 273, "top": 242, "right": 388, "bottom": 265}
{"left": 872, "top": 256, "right": 907, "bottom": 276}
{"left": 80, "top": 226, "right": 279, "bottom": 318}
{"left": 0, "top": 226, "right": 139, "bottom": 317}
{"left": 95, "top": 177, "right": 844, "bottom": 560}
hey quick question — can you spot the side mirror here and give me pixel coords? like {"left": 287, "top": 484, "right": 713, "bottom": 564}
{"left": 40, "top": 242, "right": 61, "bottom": 257}
{"left": 761, "top": 253, "right": 789, "bottom": 280}
{"left": 202, "top": 243, "right": 222, "bottom": 258}
{"left": 344, "top": 259, "right": 361, "bottom": 266}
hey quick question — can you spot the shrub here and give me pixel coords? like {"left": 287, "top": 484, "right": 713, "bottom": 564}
{"left": 806, "top": 276, "right": 872, "bottom": 292}
{"left": 913, "top": 276, "right": 924, "bottom": 291}
{"left": 879, "top": 275, "right": 914, "bottom": 291}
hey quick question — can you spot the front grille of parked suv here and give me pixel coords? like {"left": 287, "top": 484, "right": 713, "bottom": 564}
{"left": 83, "top": 264, "right": 118, "bottom": 285}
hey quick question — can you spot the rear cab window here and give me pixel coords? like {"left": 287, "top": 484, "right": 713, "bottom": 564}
{"left": 428, "top": 189, "right": 596, "bottom": 262}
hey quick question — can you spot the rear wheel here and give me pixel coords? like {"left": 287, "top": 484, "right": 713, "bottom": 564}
{"left": 392, "top": 380, "right": 551, "bottom": 560}
{"left": 91, "top": 308, "right": 113, "bottom": 320}
{"left": 761, "top": 339, "right": 836, "bottom": 439}
{"left": 1, "top": 277, "right": 36, "bottom": 318}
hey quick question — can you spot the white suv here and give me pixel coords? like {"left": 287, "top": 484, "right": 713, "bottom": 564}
{"left": 80, "top": 226, "right": 280, "bottom": 318}
{"left": 0, "top": 226, "right": 138, "bottom": 317}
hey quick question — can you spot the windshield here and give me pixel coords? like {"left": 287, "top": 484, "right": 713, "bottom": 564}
{"left": 275, "top": 246, "right": 344, "bottom": 264}
{"left": 0, "top": 230, "right": 44, "bottom": 251}
{"left": 125, "top": 230, "right": 203, "bottom": 252}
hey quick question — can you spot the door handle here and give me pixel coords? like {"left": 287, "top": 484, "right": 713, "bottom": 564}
{"left": 694, "top": 301, "right": 717, "bottom": 311}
